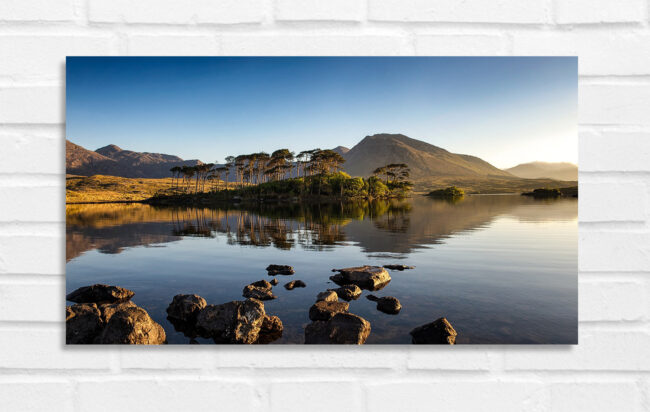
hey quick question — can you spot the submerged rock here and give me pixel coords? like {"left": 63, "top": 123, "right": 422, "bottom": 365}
{"left": 367, "top": 295, "right": 401, "bottom": 314}
{"left": 383, "top": 264, "right": 415, "bottom": 271}
{"left": 309, "top": 300, "right": 349, "bottom": 321}
{"left": 285, "top": 280, "right": 306, "bottom": 290}
{"left": 66, "top": 284, "right": 135, "bottom": 304}
{"left": 66, "top": 303, "right": 103, "bottom": 344}
{"left": 305, "top": 313, "right": 371, "bottom": 344}
{"left": 316, "top": 290, "right": 338, "bottom": 302}
{"left": 266, "top": 264, "right": 295, "bottom": 275}
{"left": 332, "top": 284, "right": 362, "bottom": 301}
{"left": 98, "top": 306, "right": 166, "bottom": 344}
{"left": 166, "top": 294, "right": 207, "bottom": 323}
{"left": 330, "top": 266, "right": 391, "bottom": 290}
{"left": 410, "top": 317, "right": 457, "bottom": 344}
{"left": 243, "top": 280, "right": 277, "bottom": 301}
{"left": 195, "top": 299, "right": 269, "bottom": 344}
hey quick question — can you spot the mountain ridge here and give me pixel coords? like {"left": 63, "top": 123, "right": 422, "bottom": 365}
{"left": 506, "top": 161, "right": 577, "bottom": 181}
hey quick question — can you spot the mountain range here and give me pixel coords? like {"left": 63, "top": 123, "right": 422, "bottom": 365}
{"left": 505, "top": 161, "right": 578, "bottom": 181}
{"left": 66, "top": 140, "right": 202, "bottom": 178}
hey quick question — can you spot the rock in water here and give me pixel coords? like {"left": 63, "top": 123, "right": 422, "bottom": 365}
{"left": 266, "top": 264, "right": 295, "bottom": 275}
{"left": 410, "top": 317, "right": 457, "bottom": 344}
{"left": 100, "top": 301, "right": 136, "bottom": 322}
{"left": 332, "top": 284, "right": 362, "bottom": 301}
{"left": 330, "top": 266, "right": 391, "bottom": 290}
{"left": 66, "top": 303, "right": 103, "bottom": 344}
{"left": 316, "top": 290, "right": 338, "bottom": 302}
{"left": 243, "top": 280, "right": 277, "bottom": 301}
{"left": 383, "top": 264, "right": 415, "bottom": 271}
{"left": 166, "top": 294, "right": 207, "bottom": 323}
{"left": 257, "top": 315, "right": 283, "bottom": 344}
{"left": 66, "top": 284, "right": 135, "bottom": 304}
{"left": 98, "top": 306, "right": 166, "bottom": 344}
{"left": 196, "top": 299, "right": 268, "bottom": 344}
{"left": 285, "top": 280, "right": 306, "bottom": 290}
{"left": 366, "top": 295, "right": 401, "bottom": 314}
{"left": 305, "top": 313, "right": 371, "bottom": 344}
{"left": 270, "top": 278, "right": 279, "bottom": 286}
{"left": 309, "top": 301, "right": 349, "bottom": 321}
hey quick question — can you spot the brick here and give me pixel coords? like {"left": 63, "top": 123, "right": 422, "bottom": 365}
{"left": 0, "top": 327, "right": 111, "bottom": 369}
{"left": 504, "top": 328, "right": 650, "bottom": 370}
{"left": 580, "top": 232, "right": 650, "bottom": 272}
{"left": 580, "top": 131, "right": 650, "bottom": 172}
{"left": 415, "top": 34, "right": 508, "bottom": 55}
{"left": 0, "top": 35, "right": 116, "bottom": 82}
{"left": 126, "top": 35, "right": 219, "bottom": 55}
{"left": 0, "top": 235, "right": 64, "bottom": 275}
{"left": 579, "top": 84, "right": 650, "bottom": 125}
{"left": 0, "top": 382, "right": 73, "bottom": 412}
{"left": 580, "top": 280, "right": 646, "bottom": 321}
{"left": 368, "top": 0, "right": 549, "bottom": 23}
{"left": 275, "top": 0, "right": 365, "bottom": 21}
{"left": 220, "top": 34, "right": 412, "bottom": 55}
{"left": 271, "top": 382, "right": 362, "bottom": 412}
{"left": 0, "top": 130, "right": 64, "bottom": 174}
{"left": 0, "top": 0, "right": 75, "bottom": 22}
{"left": 579, "top": 181, "right": 647, "bottom": 222}
{"left": 0, "top": 282, "right": 63, "bottom": 322}
{"left": 555, "top": 0, "right": 645, "bottom": 24}
{"left": 0, "top": 186, "right": 64, "bottom": 222}
{"left": 0, "top": 87, "right": 63, "bottom": 124}
{"left": 76, "top": 379, "right": 258, "bottom": 411}
{"left": 215, "top": 346, "right": 406, "bottom": 368}
{"left": 89, "top": 0, "right": 265, "bottom": 24}
{"left": 512, "top": 32, "right": 650, "bottom": 75}
{"left": 366, "top": 382, "right": 547, "bottom": 412}
{"left": 549, "top": 382, "right": 642, "bottom": 411}
{"left": 120, "top": 348, "right": 216, "bottom": 370}
{"left": 408, "top": 347, "right": 494, "bottom": 370}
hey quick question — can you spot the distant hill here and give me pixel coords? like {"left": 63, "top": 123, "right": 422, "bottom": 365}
{"left": 66, "top": 140, "right": 202, "bottom": 178}
{"left": 505, "top": 161, "right": 578, "bottom": 181}
{"left": 342, "top": 133, "right": 512, "bottom": 179}
{"left": 332, "top": 146, "right": 350, "bottom": 156}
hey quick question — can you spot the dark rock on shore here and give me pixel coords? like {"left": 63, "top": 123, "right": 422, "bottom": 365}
{"left": 66, "top": 303, "right": 103, "bottom": 344}
{"left": 243, "top": 280, "right": 277, "bottom": 300}
{"left": 66, "top": 284, "right": 135, "bottom": 304}
{"left": 266, "top": 264, "right": 295, "bottom": 275}
{"left": 166, "top": 294, "right": 207, "bottom": 323}
{"left": 309, "top": 300, "right": 349, "bottom": 321}
{"left": 410, "top": 317, "right": 457, "bottom": 344}
{"left": 285, "top": 280, "right": 306, "bottom": 290}
{"left": 330, "top": 266, "right": 391, "bottom": 290}
{"left": 331, "top": 284, "right": 362, "bottom": 301}
{"left": 305, "top": 313, "right": 371, "bottom": 344}
{"left": 383, "top": 264, "right": 415, "bottom": 271}
{"left": 98, "top": 306, "right": 167, "bottom": 344}
{"left": 195, "top": 299, "right": 280, "bottom": 344}
{"left": 316, "top": 290, "right": 338, "bottom": 302}
{"left": 366, "top": 295, "right": 401, "bottom": 314}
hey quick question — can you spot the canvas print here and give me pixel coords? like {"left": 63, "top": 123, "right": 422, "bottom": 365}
{"left": 65, "top": 57, "right": 577, "bottom": 345}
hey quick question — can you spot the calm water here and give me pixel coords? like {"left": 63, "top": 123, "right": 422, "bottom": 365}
{"left": 66, "top": 195, "right": 577, "bottom": 344}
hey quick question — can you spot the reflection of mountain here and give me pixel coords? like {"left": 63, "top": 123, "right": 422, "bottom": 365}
{"left": 66, "top": 196, "right": 577, "bottom": 261}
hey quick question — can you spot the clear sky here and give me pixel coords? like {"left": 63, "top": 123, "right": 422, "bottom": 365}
{"left": 66, "top": 57, "right": 577, "bottom": 169}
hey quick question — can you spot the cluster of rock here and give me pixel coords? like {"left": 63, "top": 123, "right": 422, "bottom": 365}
{"left": 167, "top": 293, "right": 282, "bottom": 344}
{"left": 305, "top": 289, "right": 370, "bottom": 344}
{"left": 66, "top": 284, "right": 166, "bottom": 344}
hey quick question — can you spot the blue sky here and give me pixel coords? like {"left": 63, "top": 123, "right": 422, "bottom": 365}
{"left": 66, "top": 57, "right": 577, "bottom": 169}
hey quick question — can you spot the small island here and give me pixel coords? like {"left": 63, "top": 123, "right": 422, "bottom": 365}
{"left": 522, "top": 186, "right": 577, "bottom": 198}
{"left": 426, "top": 186, "right": 465, "bottom": 199}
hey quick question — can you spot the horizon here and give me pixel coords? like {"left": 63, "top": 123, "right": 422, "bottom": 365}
{"left": 66, "top": 57, "right": 577, "bottom": 169}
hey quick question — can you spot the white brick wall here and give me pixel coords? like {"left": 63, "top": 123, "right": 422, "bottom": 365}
{"left": 0, "top": 1, "right": 648, "bottom": 410}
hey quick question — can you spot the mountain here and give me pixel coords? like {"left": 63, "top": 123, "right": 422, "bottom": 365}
{"left": 66, "top": 140, "right": 202, "bottom": 178}
{"left": 332, "top": 146, "right": 350, "bottom": 156}
{"left": 342, "top": 133, "right": 512, "bottom": 179}
{"left": 506, "top": 162, "right": 577, "bottom": 181}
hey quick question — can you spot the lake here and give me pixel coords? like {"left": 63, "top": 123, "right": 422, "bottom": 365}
{"left": 66, "top": 194, "right": 577, "bottom": 344}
